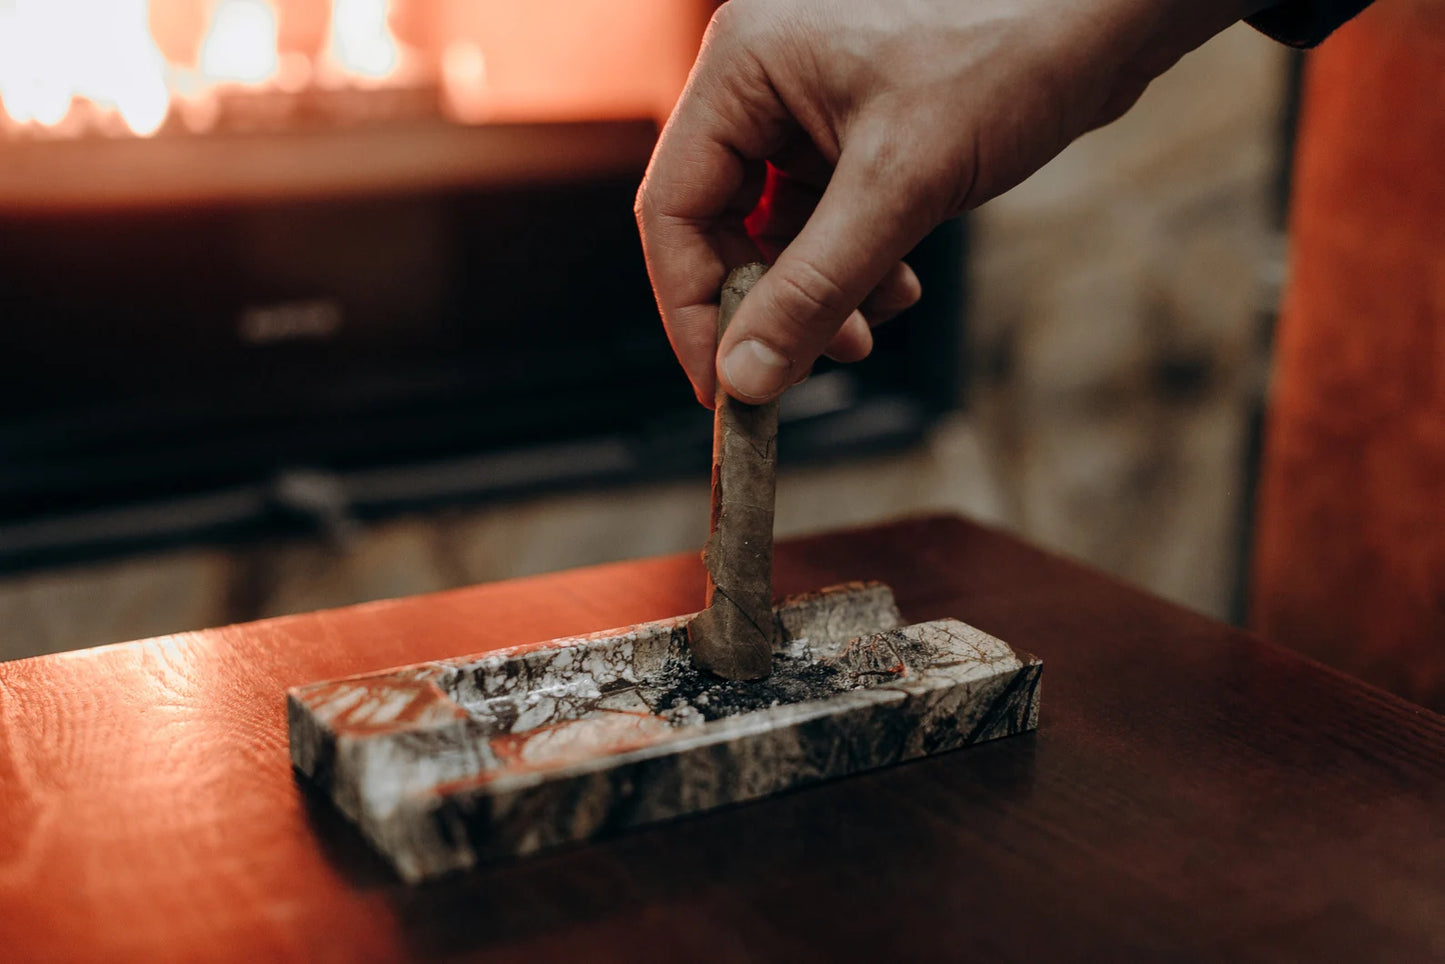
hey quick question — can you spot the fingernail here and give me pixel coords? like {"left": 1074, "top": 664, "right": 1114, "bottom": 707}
{"left": 722, "top": 339, "right": 791, "bottom": 401}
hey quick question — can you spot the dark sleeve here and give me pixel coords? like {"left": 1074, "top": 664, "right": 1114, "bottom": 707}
{"left": 1246, "top": 0, "right": 1374, "bottom": 47}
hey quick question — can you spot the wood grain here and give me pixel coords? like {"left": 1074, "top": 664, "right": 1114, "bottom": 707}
{"left": 2, "top": 514, "right": 1443, "bottom": 961}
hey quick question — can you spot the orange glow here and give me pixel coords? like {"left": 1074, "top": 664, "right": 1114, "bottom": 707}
{"left": 439, "top": 40, "right": 487, "bottom": 124}
{"left": 0, "top": 0, "right": 710, "bottom": 151}
{"left": 0, "top": 0, "right": 418, "bottom": 139}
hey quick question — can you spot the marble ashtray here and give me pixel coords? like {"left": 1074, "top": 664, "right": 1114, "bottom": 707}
{"left": 288, "top": 582, "right": 1041, "bottom": 882}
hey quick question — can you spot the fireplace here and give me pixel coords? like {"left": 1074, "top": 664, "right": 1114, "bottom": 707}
{"left": 0, "top": 0, "right": 967, "bottom": 569}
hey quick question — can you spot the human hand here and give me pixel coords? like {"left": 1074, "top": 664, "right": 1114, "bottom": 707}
{"left": 636, "top": 0, "right": 1262, "bottom": 405}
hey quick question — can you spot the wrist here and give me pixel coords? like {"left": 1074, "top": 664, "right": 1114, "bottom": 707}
{"left": 1120, "top": 0, "right": 1276, "bottom": 76}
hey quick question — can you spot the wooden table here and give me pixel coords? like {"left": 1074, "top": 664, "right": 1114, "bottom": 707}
{"left": 3, "top": 515, "right": 1442, "bottom": 961}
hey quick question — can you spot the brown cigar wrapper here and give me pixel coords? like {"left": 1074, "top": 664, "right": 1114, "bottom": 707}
{"left": 688, "top": 263, "right": 778, "bottom": 680}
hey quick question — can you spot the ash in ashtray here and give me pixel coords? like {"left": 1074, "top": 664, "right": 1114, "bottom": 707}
{"left": 649, "top": 647, "right": 855, "bottom": 724}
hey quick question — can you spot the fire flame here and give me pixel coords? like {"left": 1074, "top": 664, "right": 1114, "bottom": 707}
{"left": 324, "top": 0, "right": 398, "bottom": 84}
{"left": 199, "top": 0, "right": 281, "bottom": 87}
{"left": 0, "top": 0, "right": 414, "bottom": 138}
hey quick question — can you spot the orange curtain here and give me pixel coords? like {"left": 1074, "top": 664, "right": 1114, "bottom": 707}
{"left": 1252, "top": 1, "right": 1445, "bottom": 711}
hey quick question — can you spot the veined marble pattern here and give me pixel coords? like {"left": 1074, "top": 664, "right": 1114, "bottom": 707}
{"left": 288, "top": 582, "right": 1041, "bottom": 882}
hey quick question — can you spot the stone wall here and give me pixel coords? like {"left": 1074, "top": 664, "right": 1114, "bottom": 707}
{"left": 969, "top": 24, "right": 1289, "bottom": 618}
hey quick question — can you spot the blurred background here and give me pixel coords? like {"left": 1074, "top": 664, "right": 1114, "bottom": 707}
{"left": 0, "top": 0, "right": 1294, "bottom": 662}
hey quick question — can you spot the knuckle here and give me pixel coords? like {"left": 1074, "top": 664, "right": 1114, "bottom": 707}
{"left": 706, "top": 0, "right": 770, "bottom": 55}
{"left": 632, "top": 167, "right": 672, "bottom": 231}
{"left": 705, "top": 1, "right": 742, "bottom": 40}
{"left": 771, "top": 260, "right": 854, "bottom": 346}
{"left": 632, "top": 180, "right": 650, "bottom": 226}
{"left": 854, "top": 119, "right": 958, "bottom": 215}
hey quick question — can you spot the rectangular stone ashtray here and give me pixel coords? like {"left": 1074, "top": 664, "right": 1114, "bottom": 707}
{"left": 288, "top": 582, "right": 1041, "bottom": 882}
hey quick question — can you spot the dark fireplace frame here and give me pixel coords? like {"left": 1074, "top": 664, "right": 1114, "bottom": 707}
{"left": 0, "top": 118, "right": 967, "bottom": 570}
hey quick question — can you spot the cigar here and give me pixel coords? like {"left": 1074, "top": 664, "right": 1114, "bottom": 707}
{"left": 688, "top": 263, "right": 778, "bottom": 681}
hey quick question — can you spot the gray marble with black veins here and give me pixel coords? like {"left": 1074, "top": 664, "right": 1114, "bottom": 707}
{"left": 288, "top": 582, "right": 1041, "bottom": 882}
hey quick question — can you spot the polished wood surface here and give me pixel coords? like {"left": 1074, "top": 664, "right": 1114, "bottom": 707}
{"left": 3, "top": 515, "right": 1442, "bottom": 961}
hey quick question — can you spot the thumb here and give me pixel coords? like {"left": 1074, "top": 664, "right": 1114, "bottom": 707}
{"left": 717, "top": 137, "right": 941, "bottom": 403}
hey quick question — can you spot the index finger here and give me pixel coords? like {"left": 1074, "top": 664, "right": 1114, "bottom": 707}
{"left": 634, "top": 15, "right": 787, "bottom": 404}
